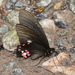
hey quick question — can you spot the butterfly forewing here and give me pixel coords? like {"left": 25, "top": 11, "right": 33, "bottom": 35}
{"left": 16, "top": 24, "right": 48, "bottom": 48}
{"left": 19, "top": 10, "right": 49, "bottom": 48}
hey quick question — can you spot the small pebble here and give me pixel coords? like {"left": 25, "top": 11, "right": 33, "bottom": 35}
{"left": 70, "top": 47, "right": 75, "bottom": 53}
{"left": 11, "top": 68, "right": 24, "bottom": 75}
{"left": 35, "top": 14, "right": 43, "bottom": 21}
{"left": 1, "top": 15, "right": 5, "bottom": 21}
{"left": 3, "top": 61, "right": 16, "bottom": 69}
{"left": 65, "top": 37, "right": 70, "bottom": 44}
{"left": 60, "top": 47, "right": 67, "bottom": 52}
{"left": 10, "top": 0, "right": 18, "bottom": 4}
{"left": 54, "top": 38, "right": 64, "bottom": 46}
{"left": 15, "top": 1, "right": 26, "bottom": 8}
{"left": 25, "top": 7, "right": 31, "bottom": 12}
{"left": 54, "top": 19, "right": 68, "bottom": 29}
{"left": 0, "top": 25, "right": 9, "bottom": 34}
{"left": 54, "top": 1, "right": 63, "bottom": 11}
{"left": 35, "top": 13, "right": 47, "bottom": 21}
{"left": 5, "top": 0, "right": 11, "bottom": 10}
{"left": 36, "top": 0, "right": 52, "bottom": 7}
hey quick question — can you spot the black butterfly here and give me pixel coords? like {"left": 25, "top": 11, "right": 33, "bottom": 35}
{"left": 16, "top": 10, "right": 56, "bottom": 60}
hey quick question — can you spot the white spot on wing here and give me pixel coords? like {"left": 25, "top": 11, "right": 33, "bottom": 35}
{"left": 27, "top": 40, "right": 32, "bottom": 43}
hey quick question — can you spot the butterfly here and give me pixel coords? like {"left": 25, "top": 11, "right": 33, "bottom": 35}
{"left": 16, "top": 10, "right": 56, "bottom": 60}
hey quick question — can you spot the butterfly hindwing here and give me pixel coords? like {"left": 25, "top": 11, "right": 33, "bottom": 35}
{"left": 16, "top": 41, "right": 45, "bottom": 59}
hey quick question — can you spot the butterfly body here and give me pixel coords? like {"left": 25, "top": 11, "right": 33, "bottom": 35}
{"left": 16, "top": 10, "right": 55, "bottom": 59}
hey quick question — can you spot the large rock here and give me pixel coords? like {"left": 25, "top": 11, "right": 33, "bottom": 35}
{"left": 42, "top": 52, "right": 75, "bottom": 75}
{"left": 39, "top": 19, "right": 55, "bottom": 33}
{"left": 2, "top": 29, "right": 20, "bottom": 51}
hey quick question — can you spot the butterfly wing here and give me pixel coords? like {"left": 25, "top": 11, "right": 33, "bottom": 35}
{"left": 19, "top": 10, "right": 49, "bottom": 48}
{"left": 16, "top": 24, "right": 48, "bottom": 48}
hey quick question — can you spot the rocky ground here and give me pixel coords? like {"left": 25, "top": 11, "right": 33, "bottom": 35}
{"left": 0, "top": 0, "right": 75, "bottom": 75}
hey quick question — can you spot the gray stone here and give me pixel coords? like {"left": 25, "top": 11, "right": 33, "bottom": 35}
{"left": 3, "top": 61, "right": 16, "bottom": 69}
{"left": 70, "top": 0, "right": 75, "bottom": 13}
{"left": 0, "top": 25, "right": 9, "bottom": 34}
{"left": 36, "top": 0, "right": 52, "bottom": 7}
{"left": 6, "top": 10, "right": 19, "bottom": 26}
{"left": 35, "top": 13, "right": 47, "bottom": 21}
{"left": 70, "top": 47, "right": 75, "bottom": 53}
{"left": 1, "top": 15, "right": 6, "bottom": 21}
{"left": 71, "top": 38, "right": 75, "bottom": 45}
{"left": 15, "top": 1, "right": 26, "bottom": 8}
{"left": 10, "top": 0, "right": 18, "bottom": 4}
{"left": 54, "top": 19, "right": 68, "bottom": 29}
{"left": 5, "top": 0, "right": 11, "bottom": 10}
{"left": 25, "top": 7, "right": 31, "bottom": 12}
{"left": 11, "top": 68, "right": 24, "bottom": 75}
{"left": 59, "top": 47, "right": 67, "bottom": 52}
{"left": 54, "top": 38, "right": 64, "bottom": 46}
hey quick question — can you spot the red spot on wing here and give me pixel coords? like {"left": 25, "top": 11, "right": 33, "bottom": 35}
{"left": 48, "top": 53, "right": 49, "bottom": 54}
{"left": 19, "top": 46, "right": 21, "bottom": 48}
{"left": 22, "top": 44, "right": 25, "bottom": 46}
{"left": 27, "top": 43, "right": 30, "bottom": 45}
{"left": 51, "top": 51, "right": 52, "bottom": 53}
{"left": 45, "top": 53, "right": 46, "bottom": 55}
{"left": 18, "top": 49, "right": 21, "bottom": 51}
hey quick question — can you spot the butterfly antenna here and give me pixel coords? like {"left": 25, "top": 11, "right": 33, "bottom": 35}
{"left": 37, "top": 66, "right": 55, "bottom": 73}
{"left": 56, "top": 56, "right": 63, "bottom": 66}
{"left": 53, "top": 57, "right": 58, "bottom": 69}
{"left": 54, "top": 51, "right": 63, "bottom": 67}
